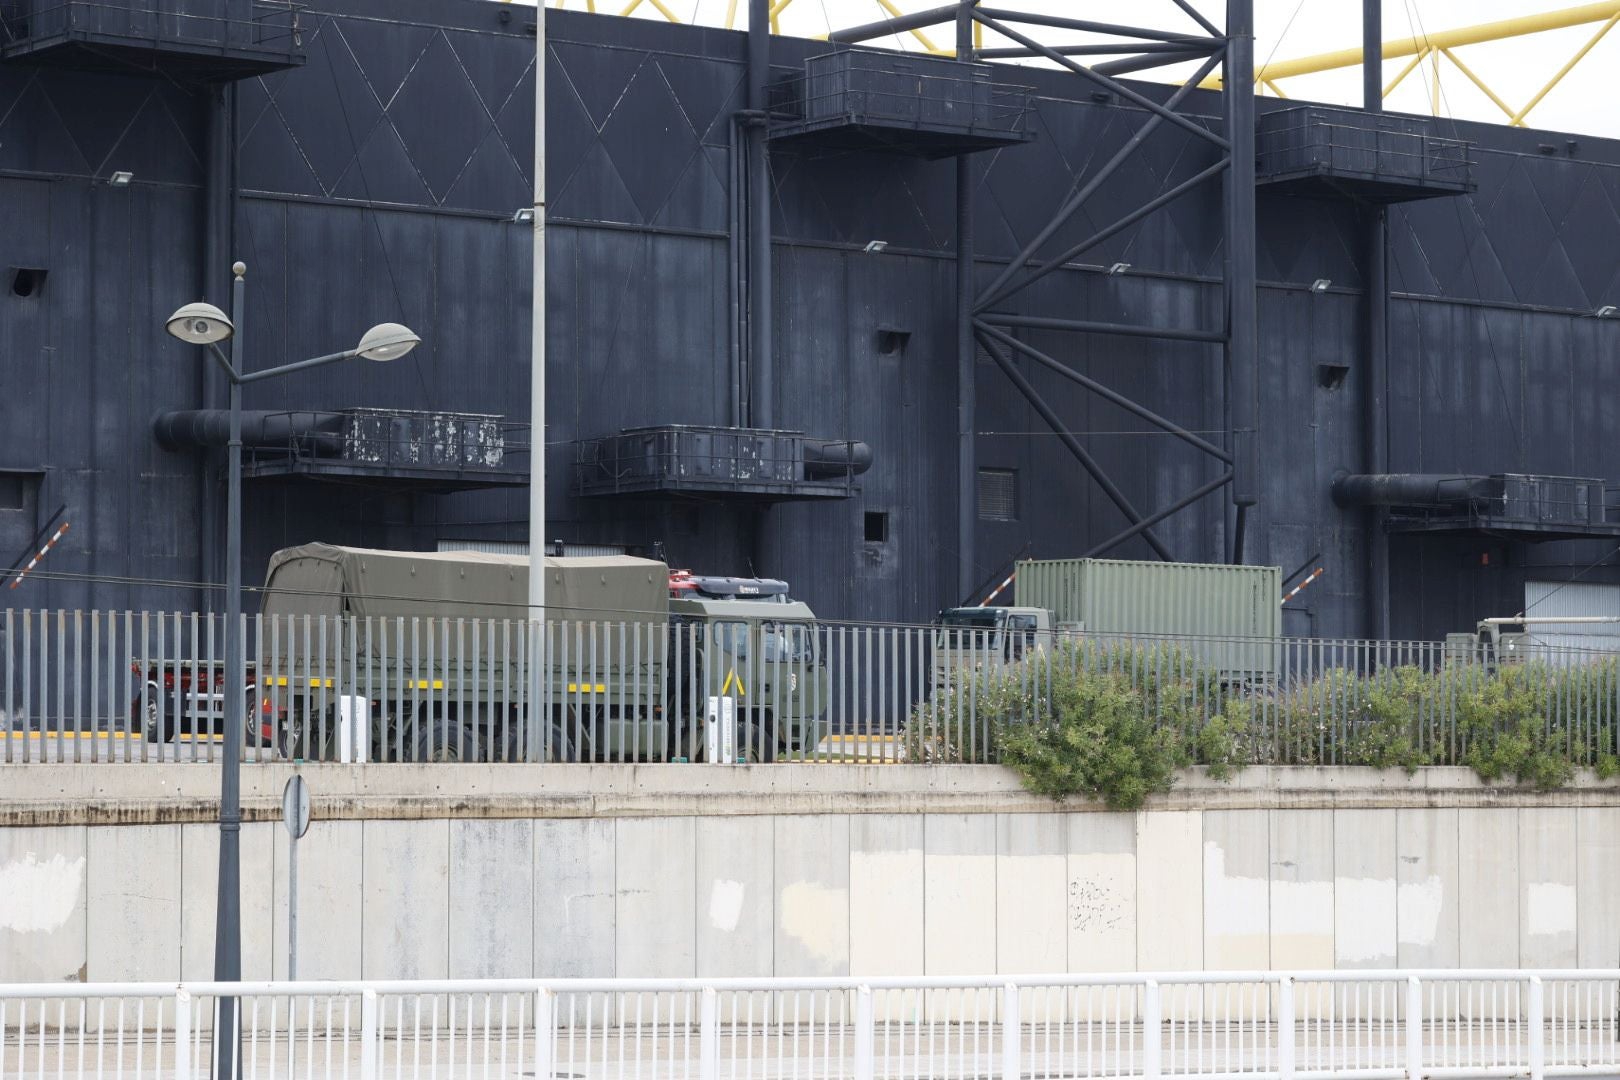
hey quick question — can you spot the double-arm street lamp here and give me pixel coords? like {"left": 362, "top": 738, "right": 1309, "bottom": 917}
{"left": 165, "top": 261, "right": 419, "bottom": 1076}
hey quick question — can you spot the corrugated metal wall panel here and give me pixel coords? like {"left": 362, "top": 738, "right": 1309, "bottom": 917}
{"left": 1524, "top": 580, "right": 1620, "bottom": 653}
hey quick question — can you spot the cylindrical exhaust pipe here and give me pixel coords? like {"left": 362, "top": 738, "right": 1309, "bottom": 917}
{"left": 154, "top": 410, "right": 345, "bottom": 452}
{"left": 803, "top": 439, "right": 874, "bottom": 479}
{"left": 1331, "top": 472, "right": 1494, "bottom": 508}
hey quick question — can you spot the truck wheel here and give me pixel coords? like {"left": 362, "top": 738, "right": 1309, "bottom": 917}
{"left": 279, "top": 707, "right": 308, "bottom": 761}
{"left": 139, "top": 693, "right": 174, "bottom": 743}
{"left": 691, "top": 718, "right": 777, "bottom": 763}
{"left": 500, "top": 722, "right": 577, "bottom": 763}
{"left": 413, "top": 718, "right": 481, "bottom": 763}
{"left": 738, "top": 719, "right": 778, "bottom": 764}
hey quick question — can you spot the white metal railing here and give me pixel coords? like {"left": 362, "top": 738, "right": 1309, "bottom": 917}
{"left": 2, "top": 971, "right": 1618, "bottom": 1080}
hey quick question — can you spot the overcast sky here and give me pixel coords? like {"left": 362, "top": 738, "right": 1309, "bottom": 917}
{"left": 533, "top": 0, "right": 1620, "bottom": 139}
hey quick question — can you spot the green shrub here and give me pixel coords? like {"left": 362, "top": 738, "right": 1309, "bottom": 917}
{"left": 902, "top": 635, "right": 1620, "bottom": 794}
{"left": 996, "top": 668, "right": 1185, "bottom": 809}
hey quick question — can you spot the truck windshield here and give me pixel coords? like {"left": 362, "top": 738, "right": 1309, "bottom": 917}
{"left": 762, "top": 621, "right": 814, "bottom": 663}
{"left": 714, "top": 620, "right": 749, "bottom": 659}
{"left": 938, "top": 608, "right": 1004, "bottom": 649}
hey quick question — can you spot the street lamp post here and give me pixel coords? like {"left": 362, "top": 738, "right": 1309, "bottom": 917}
{"left": 166, "top": 262, "right": 419, "bottom": 1079}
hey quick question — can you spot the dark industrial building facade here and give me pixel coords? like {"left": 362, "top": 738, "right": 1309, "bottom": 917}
{"left": 1, "top": 0, "right": 1618, "bottom": 641}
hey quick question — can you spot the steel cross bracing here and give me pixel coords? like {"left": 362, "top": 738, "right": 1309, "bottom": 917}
{"left": 530, "top": 0, "right": 1260, "bottom": 584}
{"left": 827, "top": 1, "right": 1257, "bottom": 583}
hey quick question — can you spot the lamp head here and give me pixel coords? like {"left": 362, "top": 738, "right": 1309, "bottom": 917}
{"left": 356, "top": 322, "right": 420, "bottom": 362}
{"left": 165, "top": 302, "right": 234, "bottom": 345}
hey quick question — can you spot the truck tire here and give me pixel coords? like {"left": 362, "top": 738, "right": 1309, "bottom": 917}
{"left": 500, "top": 721, "right": 578, "bottom": 763}
{"left": 413, "top": 717, "right": 481, "bottom": 763}
{"left": 738, "top": 718, "right": 778, "bottom": 764}
{"left": 692, "top": 717, "right": 777, "bottom": 764}
{"left": 138, "top": 690, "right": 175, "bottom": 743}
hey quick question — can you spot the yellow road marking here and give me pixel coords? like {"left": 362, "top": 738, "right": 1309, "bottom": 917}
{"left": 4, "top": 731, "right": 223, "bottom": 742}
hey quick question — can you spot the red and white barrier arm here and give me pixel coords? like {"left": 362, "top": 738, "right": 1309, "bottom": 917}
{"left": 1281, "top": 566, "right": 1324, "bottom": 606}
{"left": 9, "top": 521, "right": 69, "bottom": 591}
{"left": 980, "top": 570, "right": 1017, "bottom": 607}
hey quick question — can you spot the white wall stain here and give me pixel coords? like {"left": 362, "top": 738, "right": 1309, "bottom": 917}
{"left": 1397, "top": 874, "right": 1445, "bottom": 946}
{"left": 707, "top": 878, "right": 746, "bottom": 933}
{"left": 779, "top": 881, "right": 848, "bottom": 967}
{"left": 0, "top": 852, "right": 84, "bottom": 934}
{"left": 1271, "top": 879, "right": 1334, "bottom": 936}
{"left": 1202, "top": 840, "right": 1268, "bottom": 937}
{"left": 1334, "top": 877, "right": 1397, "bottom": 962}
{"left": 1527, "top": 882, "right": 1577, "bottom": 937}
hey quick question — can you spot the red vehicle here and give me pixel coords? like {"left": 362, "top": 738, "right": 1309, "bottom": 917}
{"left": 129, "top": 660, "right": 277, "bottom": 747}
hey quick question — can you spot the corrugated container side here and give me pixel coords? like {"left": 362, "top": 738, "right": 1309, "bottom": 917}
{"left": 1014, "top": 558, "right": 1281, "bottom": 676}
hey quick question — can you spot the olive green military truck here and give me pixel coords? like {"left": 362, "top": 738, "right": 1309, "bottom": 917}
{"left": 258, "top": 544, "right": 827, "bottom": 763}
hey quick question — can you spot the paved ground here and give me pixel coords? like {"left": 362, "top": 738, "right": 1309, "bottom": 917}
{"left": 2, "top": 730, "right": 225, "bottom": 763}
{"left": 7, "top": 1023, "right": 1601, "bottom": 1080}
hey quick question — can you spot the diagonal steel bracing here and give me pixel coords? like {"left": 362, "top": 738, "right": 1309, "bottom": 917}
{"left": 821, "top": 0, "right": 1257, "bottom": 583}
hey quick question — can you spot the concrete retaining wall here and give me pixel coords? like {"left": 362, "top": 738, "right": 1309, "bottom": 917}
{"left": 4, "top": 767, "right": 1620, "bottom": 982}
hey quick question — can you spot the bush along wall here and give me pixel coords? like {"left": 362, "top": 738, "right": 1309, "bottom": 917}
{"left": 904, "top": 640, "right": 1620, "bottom": 809}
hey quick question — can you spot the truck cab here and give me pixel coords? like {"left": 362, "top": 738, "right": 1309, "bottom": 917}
{"left": 933, "top": 606, "right": 1055, "bottom": 685}
{"left": 667, "top": 574, "right": 828, "bottom": 760}
{"left": 1444, "top": 619, "right": 1531, "bottom": 669}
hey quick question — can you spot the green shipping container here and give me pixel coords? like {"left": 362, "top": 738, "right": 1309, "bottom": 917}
{"left": 1013, "top": 557, "right": 1281, "bottom": 678}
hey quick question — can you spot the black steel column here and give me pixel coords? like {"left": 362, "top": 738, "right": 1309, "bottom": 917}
{"left": 200, "top": 84, "right": 235, "bottom": 608}
{"left": 955, "top": 0, "right": 977, "bottom": 603}
{"left": 1364, "top": 0, "right": 1391, "bottom": 638}
{"left": 747, "top": 0, "right": 773, "bottom": 428}
{"left": 1223, "top": 0, "right": 1257, "bottom": 563}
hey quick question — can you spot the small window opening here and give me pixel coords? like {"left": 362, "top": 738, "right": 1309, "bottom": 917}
{"left": 864, "top": 511, "right": 889, "bottom": 544}
{"left": 10, "top": 268, "right": 46, "bottom": 298}
{"left": 1316, "top": 363, "right": 1349, "bottom": 391}
{"left": 876, "top": 328, "right": 911, "bottom": 356}
{"left": 0, "top": 472, "right": 38, "bottom": 511}
{"left": 978, "top": 468, "right": 1018, "bottom": 522}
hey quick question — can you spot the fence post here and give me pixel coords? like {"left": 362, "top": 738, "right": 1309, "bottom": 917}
{"left": 700, "top": 986, "right": 719, "bottom": 1080}
{"left": 854, "top": 985, "right": 875, "bottom": 1080}
{"left": 1002, "top": 983, "right": 1021, "bottom": 1080}
{"left": 174, "top": 989, "right": 192, "bottom": 1080}
{"left": 1143, "top": 980, "right": 1161, "bottom": 1080}
{"left": 1528, "top": 976, "right": 1544, "bottom": 1080}
{"left": 535, "top": 989, "right": 556, "bottom": 1080}
{"left": 360, "top": 988, "right": 378, "bottom": 1080}
{"left": 1406, "top": 976, "right": 1423, "bottom": 1080}
{"left": 1277, "top": 976, "right": 1295, "bottom": 1080}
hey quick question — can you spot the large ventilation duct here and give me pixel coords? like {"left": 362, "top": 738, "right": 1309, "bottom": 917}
{"left": 1331, "top": 473, "right": 1495, "bottom": 508}
{"left": 802, "top": 439, "right": 873, "bottom": 480}
{"left": 154, "top": 410, "right": 344, "bottom": 451}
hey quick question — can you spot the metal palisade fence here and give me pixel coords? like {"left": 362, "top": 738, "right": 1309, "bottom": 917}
{"left": 2, "top": 608, "right": 1619, "bottom": 766}
{"left": 2, "top": 970, "right": 1619, "bottom": 1079}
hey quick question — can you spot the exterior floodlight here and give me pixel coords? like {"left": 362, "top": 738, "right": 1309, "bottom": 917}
{"left": 512, "top": 208, "right": 536, "bottom": 224}
{"left": 356, "top": 322, "right": 420, "bottom": 362}
{"left": 1311, "top": 279, "right": 1332, "bottom": 293}
{"left": 166, "top": 301, "right": 234, "bottom": 345}
{"left": 1598, "top": 305, "right": 1617, "bottom": 318}
{"left": 864, "top": 240, "right": 889, "bottom": 254}
{"left": 109, "top": 171, "right": 133, "bottom": 186}
{"left": 1107, "top": 262, "right": 1131, "bottom": 275}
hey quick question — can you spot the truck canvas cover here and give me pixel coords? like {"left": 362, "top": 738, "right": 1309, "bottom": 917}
{"left": 262, "top": 544, "right": 667, "bottom": 623}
